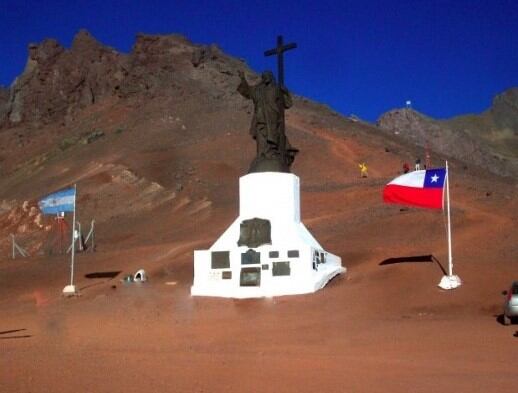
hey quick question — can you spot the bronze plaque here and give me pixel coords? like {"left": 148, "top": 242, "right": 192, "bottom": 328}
{"left": 241, "top": 249, "right": 261, "bottom": 265}
{"left": 272, "top": 261, "right": 291, "bottom": 276}
{"left": 240, "top": 267, "right": 261, "bottom": 286}
{"left": 211, "top": 251, "right": 230, "bottom": 269}
{"left": 237, "top": 218, "right": 271, "bottom": 248}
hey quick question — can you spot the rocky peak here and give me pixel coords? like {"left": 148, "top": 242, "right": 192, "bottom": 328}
{"left": 28, "top": 39, "right": 64, "bottom": 63}
{"left": 1, "top": 30, "right": 126, "bottom": 126}
{"left": 377, "top": 92, "right": 518, "bottom": 177}
{"left": 377, "top": 107, "right": 431, "bottom": 127}
{"left": 493, "top": 87, "right": 518, "bottom": 109}
{"left": 129, "top": 33, "right": 195, "bottom": 68}
{"left": 22, "top": 39, "right": 64, "bottom": 76}
{"left": 376, "top": 108, "right": 440, "bottom": 146}
{"left": 0, "top": 30, "right": 249, "bottom": 127}
{"left": 490, "top": 87, "right": 518, "bottom": 130}
{"left": 71, "top": 29, "right": 103, "bottom": 51}
{"left": 116, "top": 33, "right": 196, "bottom": 97}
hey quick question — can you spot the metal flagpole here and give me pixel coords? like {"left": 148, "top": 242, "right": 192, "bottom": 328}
{"left": 446, "top": 161, "right": 453, "bottom": 276}
{"left": 63, "top": 184, "right": 78, "bottom": 296}
{"left": 70, "top": 184, "right": 77, "bottom": 286}
{"left": 438, "top": 161, "right": 461, "bottom": 289}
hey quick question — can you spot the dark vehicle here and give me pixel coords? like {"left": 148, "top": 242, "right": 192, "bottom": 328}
{"left": 503, "top": 281, "right": 518, "bottom": 325}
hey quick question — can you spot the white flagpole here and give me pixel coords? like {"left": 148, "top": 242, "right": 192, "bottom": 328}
{"left": 438, "top": 161, "right": 461, "bottom": 289}
{"left": 70, "top": 184, "right": 77, "bottom": 286}
{"left": 63, "top": 184, "right": 78, "bottom": 296}
{"left": 446, "top": 161, "right": 453, "bottom": 276}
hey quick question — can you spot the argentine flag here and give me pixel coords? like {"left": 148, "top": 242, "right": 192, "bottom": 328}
{"left": 38, "top": 187, "right": 76, "bottom": 215}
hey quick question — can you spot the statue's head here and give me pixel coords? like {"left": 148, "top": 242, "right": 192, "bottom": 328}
{"left": 261, "top": 71, "right": 275, "bottom": 85}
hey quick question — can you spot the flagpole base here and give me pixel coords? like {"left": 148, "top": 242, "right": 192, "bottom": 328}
{"left": 62, "top": 284, "right": 79, "bottom": 297}
{"left": 438, "top": 275, "right": 462, "bottom": 290}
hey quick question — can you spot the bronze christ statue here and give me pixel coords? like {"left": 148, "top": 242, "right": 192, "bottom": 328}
{"left": 237, "top": 70, "right": 298, "bottom": 173}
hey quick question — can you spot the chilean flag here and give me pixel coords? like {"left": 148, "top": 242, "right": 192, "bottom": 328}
{"left": 383, "top": 168, "right": 446, "bottom": 209}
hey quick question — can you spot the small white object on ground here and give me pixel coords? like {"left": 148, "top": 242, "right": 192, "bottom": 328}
{"left": 133, "top": 269, "right": 147, "bottom": 282}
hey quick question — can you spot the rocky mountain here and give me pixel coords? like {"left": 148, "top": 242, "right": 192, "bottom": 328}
{"left": 0, "top": 29, "right": 246, "bottom": 128}
{"left": 0, "top": 29, "right": 516, "bottom": 258}
{"left": 377, "top": 88, "right": 518, "bottom": 177}
{"left": 4, "top": 29, "right": 516, "bottom": 181}
{"left": 2, "top": 31, "right": 119, "bottom": 126}
{"left": 0, "top": 29, "right": 337, "bottom": 256}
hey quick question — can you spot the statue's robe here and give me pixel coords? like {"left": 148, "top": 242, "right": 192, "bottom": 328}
{"left": 238, "top": 78, "right": 292, "bottom": 153}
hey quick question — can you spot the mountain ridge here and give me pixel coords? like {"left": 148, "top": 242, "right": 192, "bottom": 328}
{"left": 377, "top": 88, "right": 518, "bottom": 177}
{"left": 0, "top": 30, "right": 516, "bottom": 258}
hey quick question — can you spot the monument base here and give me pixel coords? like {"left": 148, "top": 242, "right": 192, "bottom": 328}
{"left": 191, "top": 172, "right": 345, "bottom": 298}
{"left": 438, "top": 275, "right": 462, "bottom": 290}
{"left": 62, "top": 284, "right": 79, "bottom": 296}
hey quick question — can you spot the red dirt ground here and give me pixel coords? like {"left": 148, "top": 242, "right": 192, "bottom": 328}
{"left": 1, "top": 95, "right": 517, "bottom": 392}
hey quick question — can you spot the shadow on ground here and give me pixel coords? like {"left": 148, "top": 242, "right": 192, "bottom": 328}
{"left": 0, "top": 328, "right": 31, "bottom": 340}
{"left": 379, "top": 254, "right": 447, "bottom": 275}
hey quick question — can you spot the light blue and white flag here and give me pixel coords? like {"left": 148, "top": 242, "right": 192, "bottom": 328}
{"left": 38, "top": 187, "right": 76, "bottom": 215}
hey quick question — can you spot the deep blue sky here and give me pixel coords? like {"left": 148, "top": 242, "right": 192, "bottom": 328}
{"left": 1, "top": 0, "right": 517, "bottom": 122}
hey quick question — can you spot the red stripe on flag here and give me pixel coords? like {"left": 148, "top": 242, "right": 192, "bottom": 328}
{"left": 383, "top": 184, "right": 443, "bottom": 209}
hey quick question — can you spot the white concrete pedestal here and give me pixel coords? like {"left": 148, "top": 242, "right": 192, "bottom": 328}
{"left": 191, "top": 172, "right": 345, "bottom": 298}
{"left": 62, "top": 284, "right": 78, "bottom": 297}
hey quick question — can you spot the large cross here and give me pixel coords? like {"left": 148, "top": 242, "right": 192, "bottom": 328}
{"left": 264, "top": 35, "right": 297, "bottom": 87}
{"left": 263, "top": 35, "right": 298, "bottom": 167}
